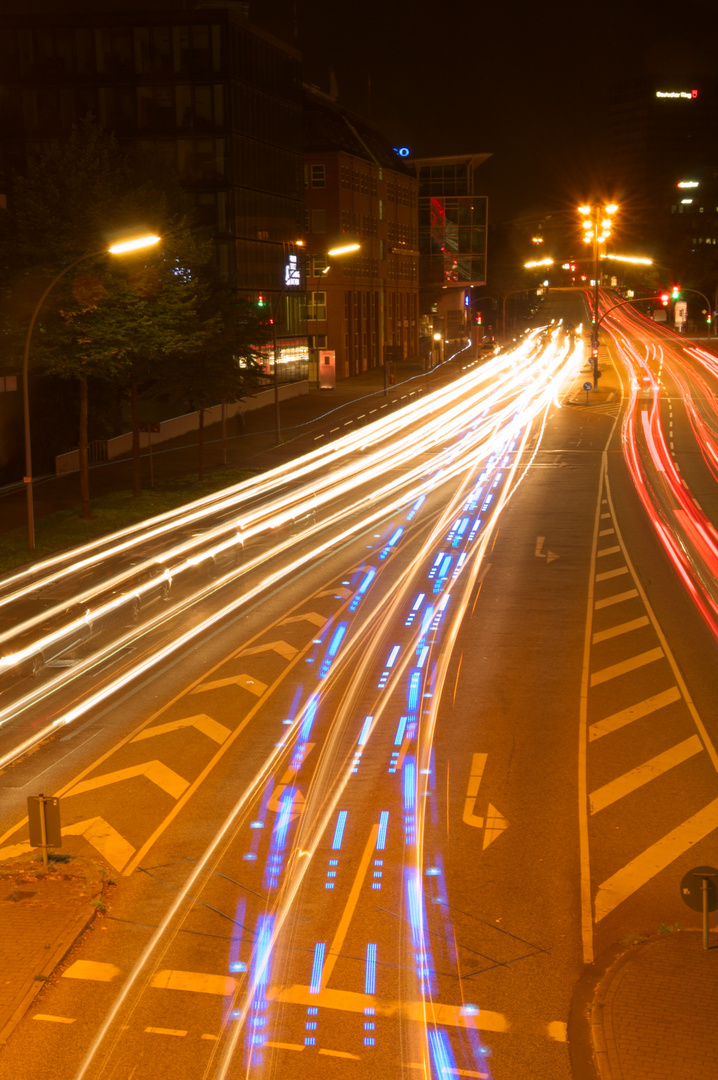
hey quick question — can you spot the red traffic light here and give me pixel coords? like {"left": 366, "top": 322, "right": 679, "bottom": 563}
{"left": 660, "top": 293, "right": 670, "bottom": 306}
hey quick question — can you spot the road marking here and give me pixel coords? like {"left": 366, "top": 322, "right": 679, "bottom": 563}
{"left": 594, "top": 796, "right": 718, "bottom": 922}
{"left": 239, "top": 641, "right": 298, "bottom": 661}
{"left": 192, "top": 674, "right": 268, "bottom": 697}
{"left": 319, "top": 1048, "right": 360, "bottom": 1059}
{"left": 280, "top": 612, "right": 326, "bottom": 628}
{"left": 62, "top": 817, "right": 135, "bottom": 872}
{"left": 145, "top": 1027, "right": 187, "bottom": 1037}
{"left": 596, "top": 545, "right": 621, "bottom": 557}
{"left": 318, "top": 587, "right": 351, "bottom": 599}
{"left": 131, "top": 714, "right": 230, "bottom": 745}
{"left": 201, "top": 1034, "right": 219, "bottom": 1041}
{"left": 321, "top": 825, "right": 379, "bottom": 989}
{"left": 548, "top": 1021, "right": 567, "bottom": 1041}
{"left": 0, "top": 816, "right": 135, "bottom": 871}
{"left": 594, "top": 588, "right": 638, "bottom": 608}
{"left": 266, "top": 1042, "right": 304, "bottom": 1052}
{"left": 590, "top": 647, "right": 664, "bottom": 686}
{"left": 463, "top": 753, "right": 487, "bottom": 828}
{"left": 589, "top": 687, "right": 682, "bottom": 741}
{"left": 592, "top": 616, "right": 649, "bottom": 643}
{"left": 150, "top": 970, "right": 236, "bottom": 995}
{"left": 33, "top": 1014, "right": 76, "bottom": 1024}
{"left": 589, "top": 736, "right": 703, "bottom": 814}
{"left": 598, "top": 528, "right": 615, "bottom": 537}
{"left": 269, "top": 984, "right": 509, "bottom": 1033}
{"left": 67, "top": 761, "right": 189, "bottom": 800}
{"left": 63, "top": 961, "right": 122, "bottom": 982}
{"left": 534, "top": 536, "right": 558, "bottom": 563}
{"left": 483, "top": 804, "right": 509, "bottom": 849}
{"left": 595, "top": 566, "right": 628, "bottom": 581}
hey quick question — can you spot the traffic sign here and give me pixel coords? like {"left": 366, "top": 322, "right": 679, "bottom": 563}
{"left": 583, "top": 382, "right": 593, "bottom": 392}
{"left": 681, "top": 866, "right": 718, "bottom": 913}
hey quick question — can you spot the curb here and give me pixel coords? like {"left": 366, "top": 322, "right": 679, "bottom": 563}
{"left": 0, "top": 875, "right": 104, "bottom": 1047}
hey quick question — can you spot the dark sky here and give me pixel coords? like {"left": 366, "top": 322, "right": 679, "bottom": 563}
{"left": 257, "top": 0, "right": 718, "bottom": 222}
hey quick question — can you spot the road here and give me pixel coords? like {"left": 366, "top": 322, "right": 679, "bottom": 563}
{"left": 0, "top": 290, "right": 717, "bottom": 1080}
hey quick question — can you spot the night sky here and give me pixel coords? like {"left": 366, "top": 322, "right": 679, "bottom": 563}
{"left": 258, "top": 0, "right": 718, "bottom": 222}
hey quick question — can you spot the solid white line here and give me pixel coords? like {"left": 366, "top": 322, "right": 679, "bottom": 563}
{"left": 589, "top": 735, "right": 703, "bottom": 814}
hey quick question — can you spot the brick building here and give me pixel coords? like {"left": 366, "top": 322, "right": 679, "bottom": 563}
{"left": 302, "top": 87, "right": 419, "bottom": 379}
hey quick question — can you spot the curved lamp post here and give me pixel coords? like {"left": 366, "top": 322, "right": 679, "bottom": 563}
{"left": 22, "top": 234, "right": 160, "bottom": 550}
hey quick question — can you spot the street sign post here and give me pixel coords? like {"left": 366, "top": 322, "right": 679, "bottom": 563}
{"left": 27, "top": 795, "right": 61, "bottom": 871}
{"left": 138, "top": 420, "right": 161, "bottom": 487}
{"left": 680, "top": 865, "right": 718, "bottom": 950}
{"left": 583, "top": 381, "right": 592, "bottom": 404}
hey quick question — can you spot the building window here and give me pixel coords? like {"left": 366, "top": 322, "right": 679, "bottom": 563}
{"left": 311, "top": 209, "right": 326, "bottom": 233}
{"left": 345, "top": 291, "right": 351, "bottom": 319}
{"left": 307, "top": 291, "right": 327, "bottom": 320}
{"left": 311, "top": 163, "right": 326, "bottom": 188}
{"left": 311, "top": 254, "right": 328, "bottom": 276}
{"left": 308, "top": 334, "right": 327, "bottom": 348}
{"left": 379, "top": 199, "right": 383, "bottom": 221}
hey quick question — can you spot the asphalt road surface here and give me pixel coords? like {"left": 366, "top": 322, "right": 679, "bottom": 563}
{"left": 0, "top": 290, "right": 716, "bottom": 1080}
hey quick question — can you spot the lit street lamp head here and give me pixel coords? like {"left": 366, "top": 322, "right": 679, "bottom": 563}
{"left": 326, "top": 243, "right": 361, "bottom": 257}
{"left": 108, "top": 234, "right": 161, "bottom": 255}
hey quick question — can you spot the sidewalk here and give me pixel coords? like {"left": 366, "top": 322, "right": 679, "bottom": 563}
{"left": 0, "top": 357, "right": 441, "bottom": 536}
{"left": 0, "top": 854, "right": 106, "bottom": 1045}
{"left": 589, "top": 929, "right": 718, "bottom": 1079}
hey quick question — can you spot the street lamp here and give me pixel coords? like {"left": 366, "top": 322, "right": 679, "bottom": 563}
{"left": 22, "top": 234, "right": 161, "bottom": 551}
{"left": 579, "top": 202, "right": 618, "bottom": 385}
{"left": 271, "top": 242, "right": 359, "bottom": 444}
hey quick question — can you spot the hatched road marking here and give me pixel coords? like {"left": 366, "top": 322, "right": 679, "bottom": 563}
{"left": 594, "top": 588, "right": 638, "bottom": 608}
{"left": 239, "top": 640, "right": 299, "bottom": 660}
{"left": 589, "top": 687, "right": 682, "bottom": 741}
{"left": 191, "top": 673, "right": 268, "bottom": 696}
{"left": 131, "top": 714, "right": 230, "bottom": 745}
{"left": 589, "top": 647, "right": 664, "bottom": 686}
{"left": 66, "top": 761, "right": 189, "bottom": 800}
{"left": 589, "top": 735, "right": 703, "bottom": 814}
{"left": 592, "top": 616, "right": 649, "bottom": 643}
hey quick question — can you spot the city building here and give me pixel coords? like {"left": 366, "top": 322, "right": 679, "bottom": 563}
{"left": 0, "top": 0, "right": 306, "bottom": 368}
{"left": 302, "top": 85, "right": 419, "bottom": 379}
{"left": 410, "top": 154, "right": 490, "bottom": 360}
{"left": 605, "top": 76, "right": 718, "bottom": 298}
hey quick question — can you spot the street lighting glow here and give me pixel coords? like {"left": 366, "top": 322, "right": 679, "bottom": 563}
{"left": 605, "top": 204, "right": 619, "bottom": 215}
{"left": 677, "top": 181, "right": 699, "bottom": 189}
{"left": 108, "top": 234, "right": 161, "bottom": 255}
{"left": 578, "top": 206, "right": 591, "bottom": 215}
{"left": 601, "top": 254, "right": 653, "bottom": 265}
{"left": 327, "top": 243, "right": 361, "bottom": 256}
{"left": 524, "top": 258, "right": 553, "bottom": 268}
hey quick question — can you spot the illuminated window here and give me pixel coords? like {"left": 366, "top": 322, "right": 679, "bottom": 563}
{"left": 311, "top": 254, "right": 328, "bottom": 275}
{"left": 307, "top": 291, "right": 326, "bottom": 320}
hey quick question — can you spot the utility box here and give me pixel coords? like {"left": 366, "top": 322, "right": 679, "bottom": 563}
{"left": 318, "top": 349, "right": 335, "bottom": 389}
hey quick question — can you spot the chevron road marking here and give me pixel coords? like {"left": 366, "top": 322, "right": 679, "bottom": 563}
{"left": 280, "top": 612, "right": 326, "bottom": 628}
{"left": 67, "top": 761, "right": 189, "bottom": 800}
{"left": 0, "top": 817, "right": 136, "bottom": 871}
{"left": 594, "top": 796, "right": 718, "bottom": 922}
{"left": 589, "top": 735, "right": 703, "bottom": 814}
{"left": 191, "top": 674, "right": 268, "bottom": 697}
{"left": 239, "top": 641, "right": 298, "bottom": 660}
{"left": 131, "top": 714, "right": 230, "bottom": 745}
{"left": 589, "top": 687, "right": 682, "bottom": 742}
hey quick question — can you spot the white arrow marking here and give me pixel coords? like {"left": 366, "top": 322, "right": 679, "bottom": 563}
{"left": 462, "top": 753, "right": 487, "bottom": 828}
{"left": 483, "top": 803, "right": 509, "bottom": 849}
{"left": 535, "top": 536, "right": 558, "bottom": 563}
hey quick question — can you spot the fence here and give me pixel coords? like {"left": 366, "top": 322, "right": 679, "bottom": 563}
{"left": 55, "top": 381, "right": 309, "bottom": 475}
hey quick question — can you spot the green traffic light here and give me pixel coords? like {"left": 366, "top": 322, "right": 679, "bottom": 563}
{"left": 671, "top": 286, "right": 680, "bottom": 299}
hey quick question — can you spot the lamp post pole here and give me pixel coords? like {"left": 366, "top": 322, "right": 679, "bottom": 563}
{"left": 22, "top": 235, "right": 160, "bottom": 550}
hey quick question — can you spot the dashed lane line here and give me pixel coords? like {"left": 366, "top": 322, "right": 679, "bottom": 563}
{"left": 63, "top": 961, "right": 121, "bottom": 982}
{"left": 589, "top": 687, "right": 682, "bottom": 742}
{"left": 589, "top": 735, "right": 703, "bottom": 814}
{"left": 145, "top": 1027, "right": 187, "bottom": 1037}
{"left": 33, "top": 1015, "right": 76, "bottom": 1024}
{"left": 589, "top": 647, "right": 664, "bottom": 686}
{"left": 319, "top": 1048, "right": 361, "bottom": 1059}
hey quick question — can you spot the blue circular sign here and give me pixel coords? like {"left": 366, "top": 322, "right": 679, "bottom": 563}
{"left": 393, "top": 146, "right": 410, "bottom": 157}
{"left": 583, "top": 382, "right": 593, "bottom": 391}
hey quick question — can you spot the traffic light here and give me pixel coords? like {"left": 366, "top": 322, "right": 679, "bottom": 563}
{"left": 671, "top": 286, "right": 680, "bottom": 299}
{"left": 257, "top": 293, "right": 267, "bottom": 308}
{"left": 475, "top": 313, "right": 482, "bottom": 324}
{"left": 660, "top": 293, "right": 670, "bottom": 307}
